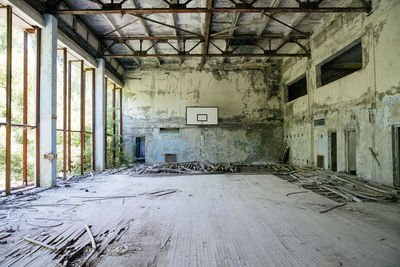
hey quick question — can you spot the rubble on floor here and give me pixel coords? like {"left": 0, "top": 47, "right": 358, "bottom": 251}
{"left": 267, "top": 164, "right": 400, "bottom": 203}
{"left": 124, "top": 161, "right": 239, "bottom": 175}
{"left": 0, "top": 214, "right": 134, "bottom": 266}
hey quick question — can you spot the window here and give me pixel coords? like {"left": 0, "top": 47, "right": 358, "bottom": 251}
{"left": 287, "top": 75, "right": 307, "bottom": 102}
{"left": 320, "top": 42, "right": 362, "bottom": 86}
{"left": 313, "top": 118, "right": 326, "bottom": 128}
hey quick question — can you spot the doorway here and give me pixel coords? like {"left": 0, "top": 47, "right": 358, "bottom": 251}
{"left": 134, "top": 137, "right": 146, "bottom": 162}
{"left": 346, "top": 130, "right": 357, "bottom": 175}
{"left": 330, "top": 132, "right": 337, "bottom": 172}
{"left": 393, "top": 126, "right": 400, "bottom": 187}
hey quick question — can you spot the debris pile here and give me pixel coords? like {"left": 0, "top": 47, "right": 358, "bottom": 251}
{"left": 127, "top": 161, "right": 239, "bottom": 175}
{"left": 267, "top": 164, "right": 400, "bottom": 202}
{"left": 0, "top": 215, "right": 134, "bottom": 266}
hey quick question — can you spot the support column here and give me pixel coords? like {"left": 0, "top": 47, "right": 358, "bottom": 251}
{"left": 39, "top": 14, "right": 58, "bottom": 187}
{"left": 94, "top": 58, "right": 106, "bottom": 171}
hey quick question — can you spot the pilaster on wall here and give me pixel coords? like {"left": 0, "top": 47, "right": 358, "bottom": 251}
{"left": 94, "top": 58, "right": 106, "bottom": 171}
{"left": 39, "top": 14, "right": 58, "bottom": 187}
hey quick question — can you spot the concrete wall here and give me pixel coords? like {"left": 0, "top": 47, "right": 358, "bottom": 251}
{"left": 122, "top": 64, "right": 283, "bottom": 164}
{"left": 281, "top": 0, "right": 400, "bottom": 186}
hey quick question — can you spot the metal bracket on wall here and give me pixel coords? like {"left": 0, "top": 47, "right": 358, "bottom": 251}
{"left": 44, "top": 152, "right": 57, "bottom": 162}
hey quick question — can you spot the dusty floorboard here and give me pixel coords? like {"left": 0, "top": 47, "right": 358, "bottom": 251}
{"left": 1, "top": 173, "right": 400, "bottom": 266}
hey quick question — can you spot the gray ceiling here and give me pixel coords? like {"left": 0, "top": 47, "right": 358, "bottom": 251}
{"left": 58, "top": 0, "right": 364, "bottom": 71}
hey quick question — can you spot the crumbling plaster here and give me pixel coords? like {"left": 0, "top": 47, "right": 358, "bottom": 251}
{"left": 281, "top": 0, "right": 400, "bottom": 186}
{"left": 122, "top": 65, "right": 283, "bottom": 164}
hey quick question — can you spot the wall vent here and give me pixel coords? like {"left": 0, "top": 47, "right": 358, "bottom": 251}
{"left": 160, "top": 128, "right": 180, "bottom": 134}
{"left": 313, "top": 118, "right": 326, "bottom": 127}
{"left": 317, "top": 154, "right": 325, "bottom": 169}
{"left": 165, "top": 154, "right": 177, "bottom": 163}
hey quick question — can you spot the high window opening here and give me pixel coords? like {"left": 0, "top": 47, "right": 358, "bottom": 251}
{"left": 0, "top": 7, "right": 40, "bottom": 194}
{"left": 55, "top": 52, "right": 96, "bottom": 178}
{"left": 287, "top": 75, "right": 307, "bottom": 102}
{"left": 320, "top": 42, "right": 362, "bottom": 86}
{"left": 105, "top": 79, "right": 123, "bottom": 168}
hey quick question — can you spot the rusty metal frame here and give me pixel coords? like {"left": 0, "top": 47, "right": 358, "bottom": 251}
{"left": 119, "top": 87, "right": 123, "bottom": 164}
{"left": 23, "top": 31, "right": 28, "bottom": 186}
{"left": 1, "top": 7, "right": 39, "bottom": 194}
{"left": 92, "top": 68, "right": 96, "bottom": 170}
{"left": 67, "top": 60, "right": 72, "bottom": 172}
{"left": 101, "top": 35, "right": 308, "bottom": 41}
{"left": 56, "top": 7, "right": 370, "bottom": 15}
{"left": 5, "top": 6, "right": 12, "bottom": 195}
{"left": 104, "top": 52, "right": 309, "bottom": 58}
{"left": 104, "top": 77, "right": 108, "bottom": 169}
{"left": 62, "top": 48, "right": 68, "bottom": 180}
{"left": 80, "top": 60, "right": 86, "bottom": 175}
{"left": 50, "top": 1, "right": 370, "bottom": 69}
{"left": 35, "top": 27, "right": 41, "bottom": 188}
{"left": 112, "top": 83, "right": 116, "bottom": 167}
{"left": 57, "top": 58, "right": 95, "bottom": 176}
{"left": 199, "top": 0, "right": 213, "bottom": 68}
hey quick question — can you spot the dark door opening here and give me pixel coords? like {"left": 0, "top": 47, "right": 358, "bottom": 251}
{"left": 346, "top": 130, "right": 357, "bottom": 175}
{"left": 134, "top": 137, "right": 146, "bottom": 162}
{"left": 331, "top": 132, "right": 337, "bottom": 172}
{"left": 393, "top": 126, "right": 400, "bottom": 187}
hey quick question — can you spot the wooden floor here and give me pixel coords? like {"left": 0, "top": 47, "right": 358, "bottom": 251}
{"left": 93, "top": 173, "right": 400, "bottom": 267}
{"left": 1, "top": 173, "right": 400, "bottom": 266}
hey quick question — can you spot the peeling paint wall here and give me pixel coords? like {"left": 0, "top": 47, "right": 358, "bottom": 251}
{"left": 281, "top": 0, "right": 400, "bottom": 186}
{"left": 122, "top": 64, "right": 283, "bottom": 164}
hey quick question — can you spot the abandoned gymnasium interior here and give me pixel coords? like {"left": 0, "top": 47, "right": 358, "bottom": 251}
{"left": 0, "top": 0, "right": 400, "bottom": 266}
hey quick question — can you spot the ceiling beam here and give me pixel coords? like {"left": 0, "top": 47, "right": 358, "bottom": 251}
{"left": 223, "top": 12, "right": 240, "bottom": 63}
{"left": 171, "top": 12, "right": 183, "bottom": 64}
{"left": 130, "top": 0, "right": 161, "bottom": 66}
{"left": 240, "top": 0, "right": 282, "bottom": 63}
{"left": 263, "top": 12, "right": 309, "bottom": 63}
{"left": 104, "top": 53, "right": 309, "bottom": 58}
{"left": 199, "top": 0, "right": 214, "bottom": 69}
{"left": 56, "top": 7, "right": 369, "bottom": 15}
{"left": 100, "top": 12, "right": 141, "bottom": 66}
{"left": 101, "top": 34, "right": 308, "bottom": 41}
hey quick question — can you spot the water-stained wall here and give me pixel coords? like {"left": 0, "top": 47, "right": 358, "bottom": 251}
{"left": 122, "top": 64, "right": 283, "bottom": 164}
{"left": 281, "top": 0, "right": 400, "bottom": 186}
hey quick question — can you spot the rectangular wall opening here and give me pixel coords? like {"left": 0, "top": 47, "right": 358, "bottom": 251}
{"left": 320, "top": 42, "right": 362, "bottom": 86}
{"left": 134, "top": 137, "right": 145, "bottom": 162}
{"left": 313, "top": 118, "right": 326, "bottom": 128}
{"left": 316, "top": 155, "right": 325, "bottom": 169}
{"left": 160, "top": 128, "right": 180, "bottom": 134}
{"left": 330, "top": 132, "right": 337, "bottom": 172}
{"left": 165, "top": 153, "right": 177, "bottom": 163}
{"left": 287, "top": 75, "right": 307, "bottom": 102}
{"left": 346, "top": 130, "right": 357, "bottom": 175}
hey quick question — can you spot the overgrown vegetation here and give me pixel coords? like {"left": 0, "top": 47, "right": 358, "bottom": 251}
{"left": 0, "top": 18, "right": 127, "bottom": 190}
